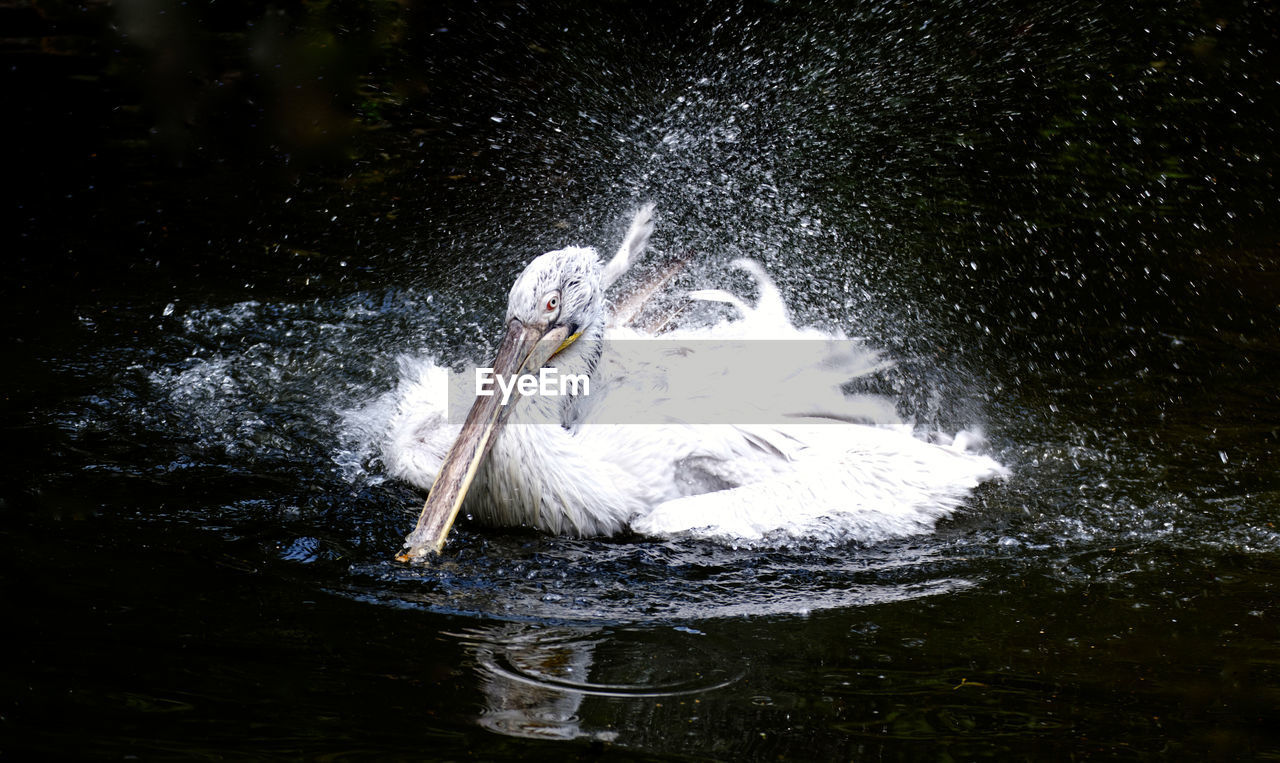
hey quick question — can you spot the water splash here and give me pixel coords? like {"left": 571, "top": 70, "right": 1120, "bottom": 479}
{"left": 48, "top": 260, "right": 1277, "bottom": 627}
{"left": 39, "top": 0, "right": 1279, "bottom": 631}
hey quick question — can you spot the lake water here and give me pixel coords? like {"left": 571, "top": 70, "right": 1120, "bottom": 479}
{"left": 4, "top": 0, "right": 1278, "bottom": 757}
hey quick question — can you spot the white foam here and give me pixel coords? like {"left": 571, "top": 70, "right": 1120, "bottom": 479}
{"left": 375, "top": 255, "right": 1007, "bottom": 548}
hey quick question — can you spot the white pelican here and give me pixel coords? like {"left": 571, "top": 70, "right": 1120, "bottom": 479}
{"left": 388, "top": 206, "right": 1005, "bottom": 559}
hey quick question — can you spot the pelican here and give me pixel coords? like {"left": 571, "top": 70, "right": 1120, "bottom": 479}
{"left": 387, "top": 206, "right": 1005, "bottom": 559}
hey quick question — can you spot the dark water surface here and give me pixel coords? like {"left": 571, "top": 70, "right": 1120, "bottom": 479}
{"left": 5, "top": 0, "right": 1279, "bottom": 758}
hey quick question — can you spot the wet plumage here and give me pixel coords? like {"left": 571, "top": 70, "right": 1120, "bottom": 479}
{"left": 386, "top": 206, "right": 1005, "bottom": 557}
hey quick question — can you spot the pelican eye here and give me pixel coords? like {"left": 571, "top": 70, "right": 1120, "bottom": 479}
{"left": 545, "top": 295, "right": 560, "bottom": 312}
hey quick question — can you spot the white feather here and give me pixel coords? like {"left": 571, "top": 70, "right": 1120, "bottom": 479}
{"left": 379, "top": 207, "right": 1006, "bottom": 547}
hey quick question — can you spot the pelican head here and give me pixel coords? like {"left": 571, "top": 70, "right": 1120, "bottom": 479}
{"left": 397, "top": 246, "right": 607, "bottom": 560}
{"left": 505, "top": 246, "right": 603, "bottom": 342}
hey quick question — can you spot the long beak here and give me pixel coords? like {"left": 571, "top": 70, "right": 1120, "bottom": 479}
{"left": 397, "top": 318, "right": 572, "bottom": 561}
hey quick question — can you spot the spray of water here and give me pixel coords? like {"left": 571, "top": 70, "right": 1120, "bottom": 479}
{"left": 46, "top": 1, "right": 1278, "bottom": 625}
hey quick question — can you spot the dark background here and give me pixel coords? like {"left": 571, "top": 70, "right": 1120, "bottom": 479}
{"left": 4, "top": 0, "right": 1279, "bottom": 758}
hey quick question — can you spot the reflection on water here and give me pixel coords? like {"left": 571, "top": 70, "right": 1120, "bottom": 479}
{"left": 451, "top": 623, "right": 742, "bottom": 741}
{"left": 463, "top": 624, "right": 598, "bottom": 741}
